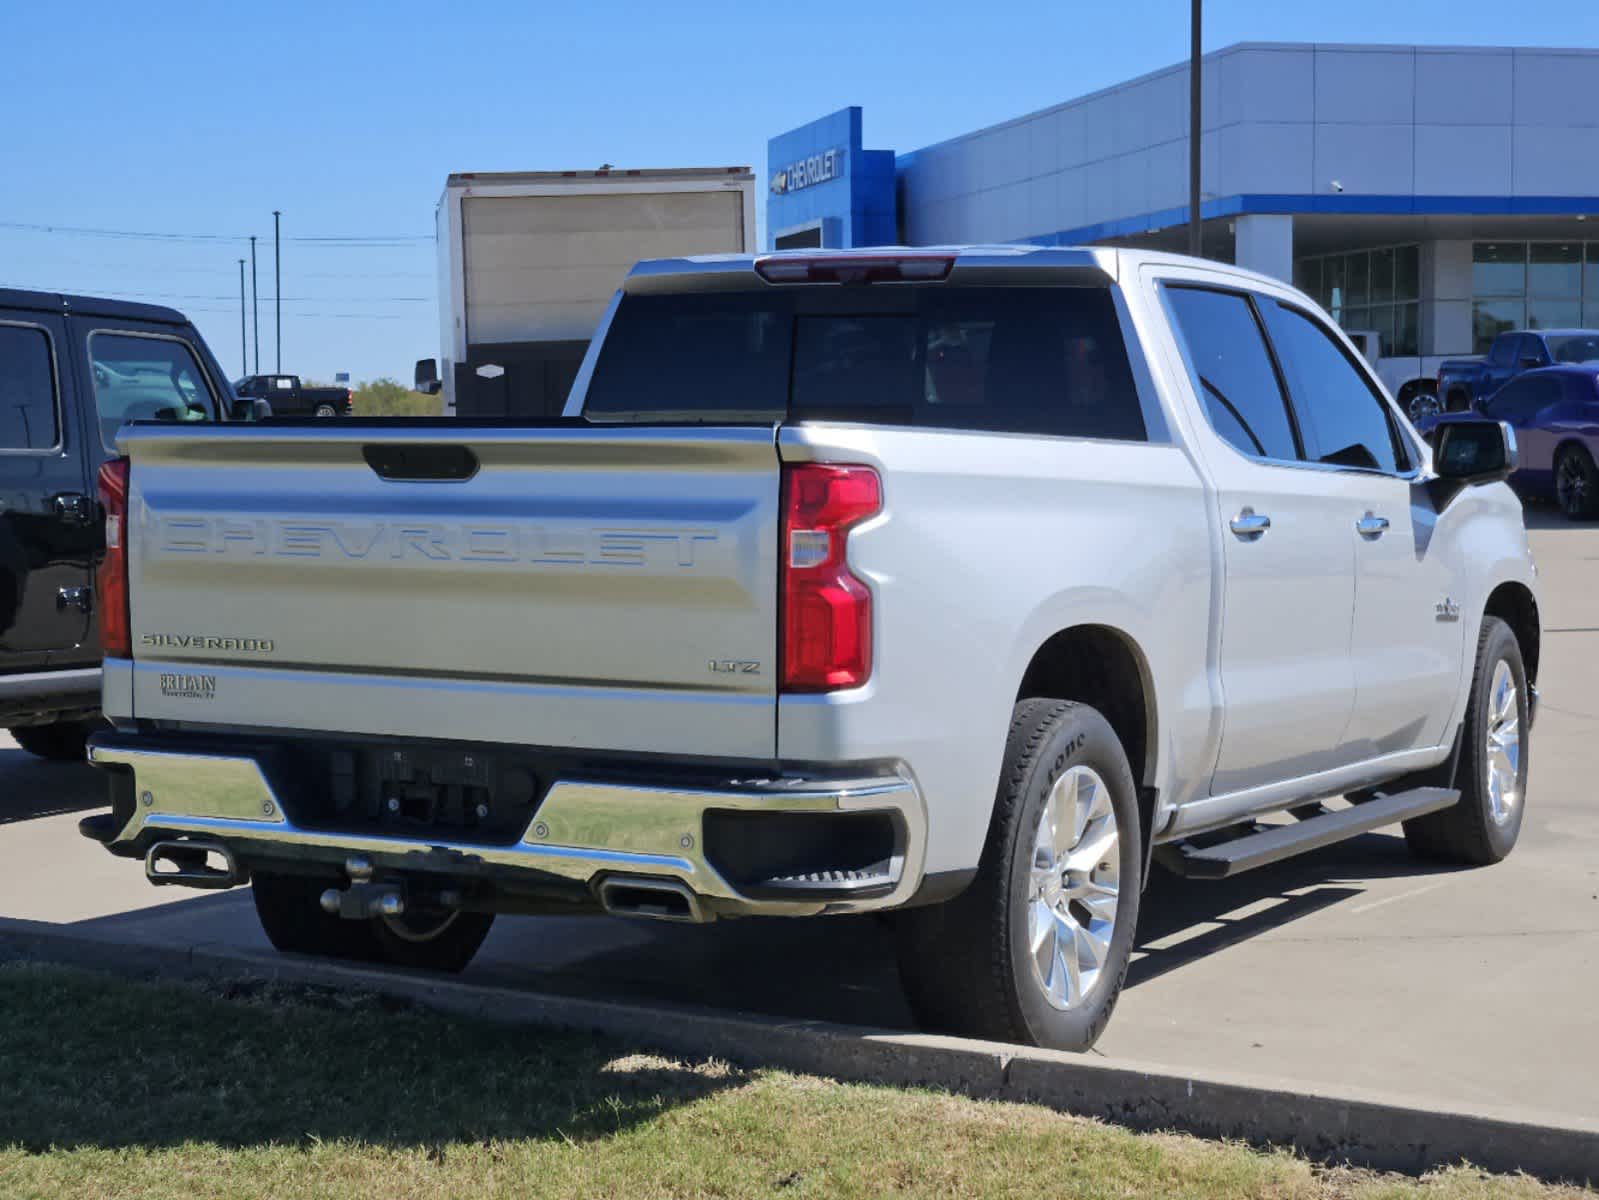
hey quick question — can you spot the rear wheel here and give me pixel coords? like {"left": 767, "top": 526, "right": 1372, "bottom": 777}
{"left": 1404, "top": 616, "right": 1528, "bottom": 865}
{"left": 8, "top": 719, "right": 96, "bottom": 762}
{"left": 894, "top": 699, "right": 1141, "bottom": 1051}
{"left": 313, "top": 403, "right": 337, "bottom": 418}
{"left": 1555, "top": 446, "right": 1599, "bottom": 520}
{"left": 1405, "top": 388, "right": 1441, "bottom": 423}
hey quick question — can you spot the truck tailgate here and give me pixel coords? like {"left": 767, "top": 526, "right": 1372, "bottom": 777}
{"left": 120, "top": 424, "right": 780, "bottom": 759}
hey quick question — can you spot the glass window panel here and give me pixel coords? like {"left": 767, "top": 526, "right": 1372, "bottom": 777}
{"left": 1584, "top": 301, "right": 1599, "bottom": 330}
{"left": 87, "top": 333, "right": 215, "bottom": 452}
{"left": 1395, "top": 244, "right": 1420, "bottom": 302}
{"left": 1370, "top": 248, "right": 1396, "bottom": 304}
{"left": 1395, "top": 303, "right": 1419, "bottom": 357}
{"left": 1341, "top": 306, "right": 1371, "bottom": 337}
{"left": 1294, "top": 257, "right": 1320, "bottom": 299}
{"left": 1164, "top": 287, "right": 1301, "bottom": 462}
{"left": 1323, "top": 256, "right": 1347, "bottom": 321}
{"left": 1261, "top": 301, "right": 1402, "bottom": 474}
{"left": 1527, "top": 297, "right": 1582, "bottom": 330}
{"left": 1473, "top": 242, "right": 1527, "bottom": 297}
{"left": 0, "top": 325, "right": 59, "bottom": 449}
{"left": 1583, "top": 245, "right": 1599, "bottom": 309}
{"left": 1529, "top": 242, "right": 1582, "bottom": 297}
{"left": 1473, "top": 298, "right": 1524, "bottom": 353}
{"left": 1367, "top": 304, "right": 1398, "bottom": 357}
{"left": 1345, "top": 252, "right": 1370, "bottom": 308}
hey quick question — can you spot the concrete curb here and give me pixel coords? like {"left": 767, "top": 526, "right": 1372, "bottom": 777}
{"left": 2, "top": 917, "right": 1594, "bottom": 1183}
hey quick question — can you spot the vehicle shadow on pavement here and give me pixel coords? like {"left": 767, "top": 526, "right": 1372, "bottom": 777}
{"left": 0, "top": 751, "right": 103, "bottom": 826}
{"left": 0, "top": 962, "right": 740, "bottom": 1153}
{"left": 1128, "top": 831, "right": 1459, "bottom": 990}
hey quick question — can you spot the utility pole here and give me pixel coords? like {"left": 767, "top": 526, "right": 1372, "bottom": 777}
{"left": 273, "top": 210, "right": 282, "bottom": 372}
{"left": 1188, "top": 0, "right": 1202, "bottom": 258}
{"left": 250, "top": 236, "right": 259, "bottom": 373}
{"left": 238, "top": 258, "right": 247, "bottom": 378}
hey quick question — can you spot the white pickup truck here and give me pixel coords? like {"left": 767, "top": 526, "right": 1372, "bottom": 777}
{"left": 81, "top": 247, "right": 1540, "bottom": 1051}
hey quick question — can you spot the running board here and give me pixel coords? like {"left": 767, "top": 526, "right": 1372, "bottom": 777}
{"left": 1164, "top": 787, "right": 1460, "bottom": 880}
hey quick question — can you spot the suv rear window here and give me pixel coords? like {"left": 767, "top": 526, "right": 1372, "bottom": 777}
{"left": 583, "top": 286, "right": 1145, "bottom": 441}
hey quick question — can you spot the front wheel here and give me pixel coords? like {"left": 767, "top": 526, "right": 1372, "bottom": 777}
{"left": 894, "top": 699, "right": 1142, "bottom": 1051}
{"left": 1555, "top": 446, "right": 1599, "bottom": 520}
{"left": 1404, "top": 616, "right": 1529, "bottom": 864}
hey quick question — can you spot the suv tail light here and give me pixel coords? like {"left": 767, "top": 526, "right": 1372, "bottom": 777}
{"left": 96, "top": 457, "right": 131, "bottom": 658}
{"left": 780, "top": 463, "right": 882, "bottom": 692}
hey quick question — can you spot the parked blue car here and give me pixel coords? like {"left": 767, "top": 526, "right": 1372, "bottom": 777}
{"left": 1418, "top": 364, "right": 1599, "bottom": 519}
{"left": 1435, "top": 329, "right": 1599, "bottom": 414}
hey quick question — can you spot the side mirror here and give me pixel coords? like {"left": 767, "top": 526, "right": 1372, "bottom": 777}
{"left": 414, "top": 358, "right": 442, "bottom": 395}
{"left": 231, "top": 397, "right": 273, "bottom": 422}
{"left": 1433, "top": 419, "right": 1517, "bottom": 487}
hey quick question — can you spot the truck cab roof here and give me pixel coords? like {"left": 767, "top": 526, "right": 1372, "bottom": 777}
{"left": 0, "top": 287, "right": 189, "bottom": 326}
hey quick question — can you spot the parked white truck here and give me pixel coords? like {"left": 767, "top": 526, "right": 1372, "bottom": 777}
{"left": 417, "top": 166, "right": 757, "bottom": 419}
{"left": 83, "top": 246, "right": 1540, "bottom": 1050}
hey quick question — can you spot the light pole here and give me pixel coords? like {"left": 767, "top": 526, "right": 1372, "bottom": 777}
{"left": 1188, "top": 0, "right": 1202, "bottom": 258}
{"left": 238, "top": 258, "right": 247, "bottom": 378}
{"left": 250, "top": 236, "right": 260, "bottom": 374}
{"left": 273, "top": 210, "right": 282, "bottom": 372}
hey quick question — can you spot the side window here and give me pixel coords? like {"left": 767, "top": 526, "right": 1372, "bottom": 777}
{"left": 1164, "top": 286, "right": 1300, "bottom": 461}
{"left": 1518, "top": 335, "right": 1548, "bottom": 367}
{"left": 0, "top": 324, "right": 60, "bottom": 451}
{"left": 1488, "top": 334, "right": 1519, "bottom": 368}
{"left": 88, "top": 333, "right": 216, "bottom": 451}
{"left": 1260, "top": 302, "right": 1405, "bottom": 473}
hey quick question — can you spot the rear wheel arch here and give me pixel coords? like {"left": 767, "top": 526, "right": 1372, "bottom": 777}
{"left": 1015, "top": 624, "right": 1157, "bottom": 851}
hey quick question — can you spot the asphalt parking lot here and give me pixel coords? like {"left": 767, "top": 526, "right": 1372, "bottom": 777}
{"left": 3, "top": 507, "right": 1596, "bottom": 1124}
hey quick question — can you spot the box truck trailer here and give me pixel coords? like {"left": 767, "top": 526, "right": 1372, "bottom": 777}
{"left": 417, "top": 167, "right": 756, "bottom": 417}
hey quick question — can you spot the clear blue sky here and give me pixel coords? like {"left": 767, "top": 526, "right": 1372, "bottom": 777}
{"left": 4, "top": 0, "right": 1595, "bottom": 385}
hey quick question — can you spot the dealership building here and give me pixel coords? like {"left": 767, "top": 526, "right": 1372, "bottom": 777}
{"left": 766, "top": 42, "right": 1599, "bottom": 402}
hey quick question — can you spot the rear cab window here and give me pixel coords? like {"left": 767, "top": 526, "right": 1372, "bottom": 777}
{"left": 582, "top": 285, "right": 1147, "bottom": 442}
{"left": 87, "top": 332, "right": 218, "bottom": 451}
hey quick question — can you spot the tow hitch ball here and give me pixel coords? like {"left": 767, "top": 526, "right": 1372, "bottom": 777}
{"left": 319, "top": 856, "right": 405, "bottom": 921}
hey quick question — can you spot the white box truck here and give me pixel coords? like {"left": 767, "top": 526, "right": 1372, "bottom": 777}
{"left": 418, "top": 167, "right": 756, "bottom": 417}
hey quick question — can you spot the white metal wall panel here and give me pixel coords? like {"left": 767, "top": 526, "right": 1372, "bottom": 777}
{"left": 462, "top": 191, "right": 745, "bottom": 345}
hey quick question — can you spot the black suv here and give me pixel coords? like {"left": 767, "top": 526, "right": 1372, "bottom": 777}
{"left": 0, "top": 288, "right": 236, "bottom": 760}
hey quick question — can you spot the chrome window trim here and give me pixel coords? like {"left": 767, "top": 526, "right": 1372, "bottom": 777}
{"left": 85, "top": 327, "right": 222, "bottom": 454}
{"left": 0, "top": 318, "right": 65, "bottom": 456}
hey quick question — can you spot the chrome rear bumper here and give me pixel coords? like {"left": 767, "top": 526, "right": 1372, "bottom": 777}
{"left": 87, "top": 739, "right": 926, "bottom": 918}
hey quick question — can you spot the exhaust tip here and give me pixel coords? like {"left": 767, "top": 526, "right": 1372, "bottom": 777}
{"left": 598, "top": 876, "right": 711, "bottom": 924}
{"left": 145, "top": 840, "right": 244, "bottom": 890}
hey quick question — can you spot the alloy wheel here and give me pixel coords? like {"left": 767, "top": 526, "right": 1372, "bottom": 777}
{"left": 1484, "top": 660, "right": 1522, "bottom": 825}
{"left": 1028, "top": 765, "right": 1120, "bottom": 1011}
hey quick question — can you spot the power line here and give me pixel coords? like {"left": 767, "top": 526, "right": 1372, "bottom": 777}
{"left": 0, "top": 220, "right": 432, "bottom": 245}
{"left": 1, "top": 283, "right": 430, "bottom": 303}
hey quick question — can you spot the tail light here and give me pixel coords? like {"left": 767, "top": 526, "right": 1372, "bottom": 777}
{"left": 780, "top": 463, "right": 882, "bottom": 692}
{"left": 755, "top": 254, "right": 954, "bottom": 285}
{"left": 96, "top": 457, "right": 131, "bottom": 658}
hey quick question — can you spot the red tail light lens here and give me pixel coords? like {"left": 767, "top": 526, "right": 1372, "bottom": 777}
{"left": 780, "top": 463, "right": 882, "bottom": 692}
{"left": 96, "top": 457, "right": 131, "bottom": 658}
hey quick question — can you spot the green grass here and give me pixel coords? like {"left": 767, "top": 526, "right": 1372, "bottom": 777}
{"left": 0, "top": 963, "right": 1587, "bottom": 1200}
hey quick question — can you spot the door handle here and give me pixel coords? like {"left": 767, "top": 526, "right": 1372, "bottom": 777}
{"left": 1229, "top": 508, "right": 1271, "bottom": 538}
{"left": 51, "top": 492, "right": 94, "bottom": 525}
{"left": 1356, "top": 513, "right": 1390, "bottom": 538}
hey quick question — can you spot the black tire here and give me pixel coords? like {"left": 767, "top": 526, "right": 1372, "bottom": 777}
{"left": 8, "top": 719, "right": 95, "bottom": 762}
{"left": 1554, "top": 445, "right": 1599, "bottom": 520}
{"left": 371, "top": 907, "right": 494, "bottom": 973}
{"left": 251, "top": 870, "right": 385, "bottom": 962}
{"left": 313, "top": 404, "right": 337, "bottom": 418}
{"left": 1404, "top": 616, "right": 1528, "bottom": 865}
{"left": 1405, "top": 387, "right": 1441, "bottom": 424}
{"left": 894, "top": 699, "right": 1142, "bottom": 1051}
